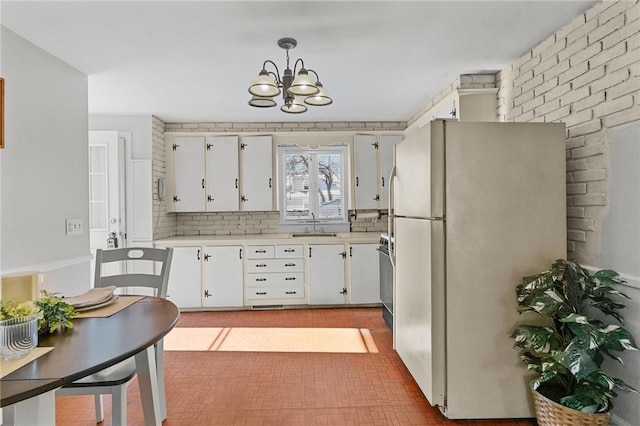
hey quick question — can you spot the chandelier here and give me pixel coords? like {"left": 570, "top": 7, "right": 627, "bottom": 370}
{"left": 248, "top": 38, "right": 332, "bottom": 114}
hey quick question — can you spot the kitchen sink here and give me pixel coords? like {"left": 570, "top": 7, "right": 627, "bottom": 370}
{"left": 290, "top": 233, "right": 338, "bottom": 238}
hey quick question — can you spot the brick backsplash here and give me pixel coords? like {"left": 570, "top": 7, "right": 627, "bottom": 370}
{"left": 171, "top": 209, "right": 388, "bottom": 236}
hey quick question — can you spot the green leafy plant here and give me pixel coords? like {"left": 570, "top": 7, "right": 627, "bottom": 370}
{"left": 0, "top": 290, "right": 77, "bottom": 334}
{"left": 511, "top": 259, "right": 638, "bottom": 414}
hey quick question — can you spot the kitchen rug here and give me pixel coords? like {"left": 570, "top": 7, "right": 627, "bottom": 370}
{"left": 163, "top": 327, "right": 378, "bottom": 354}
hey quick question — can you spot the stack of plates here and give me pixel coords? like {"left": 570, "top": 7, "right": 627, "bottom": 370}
{"left": 64, "top": 286, "right": 119, "bottom": 312}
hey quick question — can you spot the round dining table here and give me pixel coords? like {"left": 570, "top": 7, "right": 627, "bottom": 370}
{"left": 1, "top": 296, "right": 179, "bottom": 426}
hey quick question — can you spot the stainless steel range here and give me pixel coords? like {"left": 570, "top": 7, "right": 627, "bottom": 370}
{"left": 378, "top": 233, "right": 394, "bottom": 329}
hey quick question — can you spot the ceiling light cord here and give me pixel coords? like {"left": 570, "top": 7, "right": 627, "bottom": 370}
{"left": 248, "top": 38, "right": 332, "bottom": 114}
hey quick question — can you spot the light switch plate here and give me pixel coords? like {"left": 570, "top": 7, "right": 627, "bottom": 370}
{"left": 65, "top": 218, "right": 83, "bottom": 235}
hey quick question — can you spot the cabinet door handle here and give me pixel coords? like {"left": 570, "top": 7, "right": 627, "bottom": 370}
{"left": 285, "top": 277, "right": 296, "bottom": 281}
{"left": 239, "top": 248, "right": 243, "bottom": 259}
{"left": 256, "top": 249, "right": 267, "bottom": 253}
{"left": 284, "top": 263, "right": 296, "bottom": 267}
{"left": 256, "top": 264, "right": 267, "bottom": 268}
{"left": 256, "top": 292, "right": 267, "bottom": 295}
{"left": 349, "top": 247, "right": 353, "bottom": 257}
{"left": 197, "top": 249, "right": 201, "bottom": 261}
{"left": 256, "top": 278, "right": 267, "bottom": 282}
{"left": 202, "top": 179, "right": 205, "bottom": 189}
{"left": 284, "top": 249, "right": 295, "bottom": 253}
{"left": 269, "top": 178, "right": 272, "bottom": 188}
{"left": 309, "top": 247, "right": 312, "bottom": 258}
{"left": 381, "top": 176, "right": 385, "bottom": 187}
{"left": 356, "top": 177, "right": 359, "bottom": 187}
{"left": 285, "top": 291, "right": 297, "bottom": 295}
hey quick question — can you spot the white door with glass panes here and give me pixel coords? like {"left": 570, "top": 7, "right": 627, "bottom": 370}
{"left": 89, "top": 131, "right": 125, "bottom": 281}
{"left": 203, "top": 246, "right": 244, "bottom": 307}
{"left": 379, "top": 135, "right": 403, "bottom": 209}
{"left": 206, "top": 136, "right": 239, "bottom": 211}
{"left": 241, "top": 135, "right": 273, "bottom": 211}
{"left": 353, "top": 134, "right": 379, "bottom": 210}
{"left": 308, "top": 244, "right": 347, "bottom": 305}
{"left": 348, "top": 244, "right": 380, "bottom": 304}
{"left": 172, "top": 136, "right": 205, "bottom": 212}
{"left": 166, "top": 246, "right": 202, "bottom": 308}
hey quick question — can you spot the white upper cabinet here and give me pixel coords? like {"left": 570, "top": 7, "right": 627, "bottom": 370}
{"left": 353, "top": 134, "right": 379, "bottom": 210}
{"left": 171, "top": 136, "right": 206, "bottom": 212}
{"left": 166, "top": 134, "right": 274, "bottom": 213}
{"left": 206, "top": 136, "right": 239, "bottom": 212}
{"left": 379, "top": 135, "right": 403, "bottom": 209}
{"left": 240, "top": 135, "right": 273, "bottom": 211}
{"left": 353, "top": 134, "right": 404, "bottom": 210}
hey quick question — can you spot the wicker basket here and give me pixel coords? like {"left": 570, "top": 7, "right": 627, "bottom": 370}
{"left": 532, "top": 390, "right": 612, "bottom": 426}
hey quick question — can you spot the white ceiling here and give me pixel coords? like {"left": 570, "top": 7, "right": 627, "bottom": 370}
{"left": 2, "top": 1, "right": 596, "bottom": 124}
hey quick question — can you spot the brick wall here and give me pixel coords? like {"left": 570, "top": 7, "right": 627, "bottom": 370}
{"left": 153, "top": 121, "right": 404, "bottom": 238}
{"left": 497, "top": 0, "right": 639, "bottom": 264}
{"left": 152, "top": 116, "right": 176, "bottom": 240}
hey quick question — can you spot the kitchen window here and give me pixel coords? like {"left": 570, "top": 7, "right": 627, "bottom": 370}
{"left": 277, "top": 145, "right": 349, "bottom": 232}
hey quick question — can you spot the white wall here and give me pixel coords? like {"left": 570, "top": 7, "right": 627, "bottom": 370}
{"left": 89, "top": 114, "right": 153, "bottom": 159}
{"left": 0, "top": 27, "right": 91, "bottom": 296}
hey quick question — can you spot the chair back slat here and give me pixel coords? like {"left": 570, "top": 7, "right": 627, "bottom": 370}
{"left": 94, "top": 248, "right": 173, "bottom": 299}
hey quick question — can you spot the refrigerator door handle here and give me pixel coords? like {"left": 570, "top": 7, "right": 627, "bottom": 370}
{"left": 388, "top": 164, "right": 397, "bottom": 268}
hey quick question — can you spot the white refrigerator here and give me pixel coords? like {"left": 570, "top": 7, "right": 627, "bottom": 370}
{"left": 389, "top": 120, "right": 567, "bottom": 419}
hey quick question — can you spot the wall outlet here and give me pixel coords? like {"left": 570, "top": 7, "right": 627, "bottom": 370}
{"left": 65, "top": 218, "right": 83, "bottom": 235}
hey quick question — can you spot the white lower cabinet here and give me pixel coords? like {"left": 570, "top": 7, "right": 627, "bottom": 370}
{"left": 308, "top": 244, "right": 347, "bottom": 305}
{"left": 348, "top": 243, "right": 380, "bottom": 304}
{"left": 245, "top": 244, "right": 305, "bottom": 305}
{"left": 203, "top": 246, "right": 243, "bottom": 307}
{"left": 160, "top": 237, "right": 380, "bottom": 309}
{"left": 166, "top": 246, "right": 202, "bottom": 308}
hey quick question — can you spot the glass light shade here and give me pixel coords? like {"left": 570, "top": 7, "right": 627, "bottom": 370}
{"left": 248, "top": 95, "right": 277, "bottom": 108}
{"left": 288, "top": 69, "right": 319, "bottom": 96}
{"left": 304, "top": 82, "right": 332, "bottom": 106}
{"left": 281, "top": 97, "right": 307, "bottom": 114}
{"left": 248, "top": 70, "right": 280, "bottom": 97}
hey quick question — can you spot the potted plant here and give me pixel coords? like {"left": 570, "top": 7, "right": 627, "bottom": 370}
{"left": 511, "top": 259, "right": 638, "bottom": 425}
{"left": 0, "top": 290, "right": 77, "bottom": 335}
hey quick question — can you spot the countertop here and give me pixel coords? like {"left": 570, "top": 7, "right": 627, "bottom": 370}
{"left": 154, "top": 232, "right": 381, "bottom": 246}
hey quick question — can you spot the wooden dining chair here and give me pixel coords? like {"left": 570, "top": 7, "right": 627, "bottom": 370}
{"left": 56, "top": 247, "right": 174, "bottom": 426}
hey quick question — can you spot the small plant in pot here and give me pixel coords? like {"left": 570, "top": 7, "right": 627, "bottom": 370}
{"left": 511, "top": 259, "right": 638, "bottom": 425}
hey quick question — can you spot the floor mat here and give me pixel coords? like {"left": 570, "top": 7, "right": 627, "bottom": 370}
{"left": 164, "top": 327, "right": 379, "bottom": 353}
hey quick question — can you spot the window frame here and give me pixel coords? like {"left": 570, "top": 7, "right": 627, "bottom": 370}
{"left": 277, "top": 144, "right": 350, "bottom": 232}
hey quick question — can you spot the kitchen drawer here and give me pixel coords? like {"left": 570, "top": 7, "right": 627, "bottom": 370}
{"left": 275, "top": 245, "right": 303, "bottom": 258}
{"left": 246, "top": 258, "right": 304, "bottom": 273}
{"left": 246, "top": 245, "right": 275, "bottom": 258}
{"left": 246, "top": 286, "right": 305, "bottom": 299}
{"left": 247, "top": 272, "right": 305, "bottom": 287}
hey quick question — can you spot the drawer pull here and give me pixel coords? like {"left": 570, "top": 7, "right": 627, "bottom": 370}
{"left": 255, "top": 249, "right": 267, "bottom": 253}
{"left": 285, "top": 291, "right": 297, "bottom": 295}
{"left": 284, "top": 263, "right": 296, "bottom": 267}
{"left": 256, "top": 292, "right": 267, "bottom": 295}
{"left": 284, "top": 249, "right": 295, "bottom": 253}
{"left": 256, "top": 278, "right": 267, "bottom": 282}
{"left": 285, "top": 277, "right": 296, "bottom": 281}
{"left": 256, "top": 264, "right": 267, "bottom": 267}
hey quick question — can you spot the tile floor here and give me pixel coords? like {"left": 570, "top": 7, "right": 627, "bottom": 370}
{"left": 56, "top": 307, "right": 536, "bottom": 425}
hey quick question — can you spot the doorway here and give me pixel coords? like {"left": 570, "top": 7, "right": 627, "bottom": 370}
{"left": 88, "top": 131, "right": 127, "bottom": 282}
